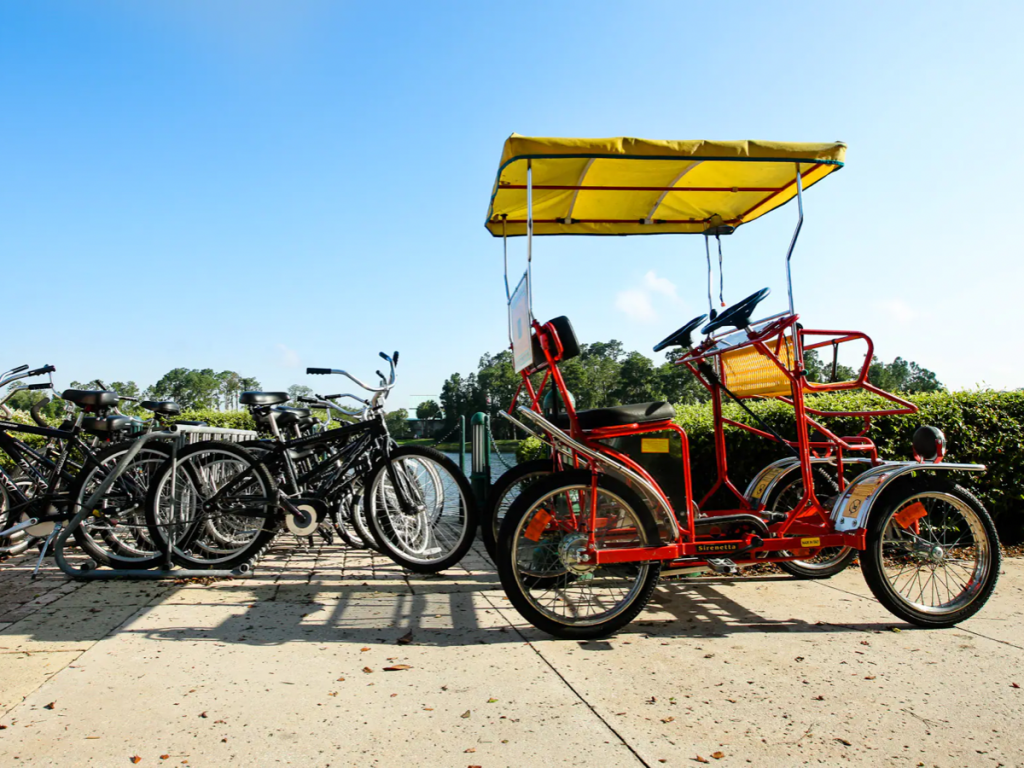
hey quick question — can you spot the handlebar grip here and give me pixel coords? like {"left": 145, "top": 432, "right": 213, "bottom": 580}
{"left": 30, "top": 398, "right": 50, "bottom": 427}
{"left": 376, "top": 370, "right": 386, "bottom": 383}
{"left": 379, "top": 351, "right": 390, "bottom": 362}
{"left": 11, "top": 364, "right": 28, "bottom": 374}
{"left": 393, "top": 351, "right": 399, "bottom": 365}
{"left": 28, "top": 383, "right": 52, "bottom": 390}
{"left": 324, "top": 394, "right": 342, "bottom": 400}
{"left": 306, "top": 368, "right": 331, "bottom": 375}
{"left": 297, "top": 396, "right": 319, "bottom": 404}
{"left": 27, "top": 365, "right": 55, "bottom": 376}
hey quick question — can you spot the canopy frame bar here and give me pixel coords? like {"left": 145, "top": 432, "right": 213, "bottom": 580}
{"left": 564, "top": 158, "right": 595, "bottom": 222}
{"left": 644, "top": 161, "right": 703, "bottom": 224}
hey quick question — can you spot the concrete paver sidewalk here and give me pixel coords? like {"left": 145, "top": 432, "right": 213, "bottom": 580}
{"left": 1, "top": 543, "right": 1022, "bottom": 767}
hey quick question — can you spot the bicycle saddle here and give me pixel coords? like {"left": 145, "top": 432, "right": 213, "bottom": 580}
{"left": 239, "top": 392, "right": 289, "bottom": 407}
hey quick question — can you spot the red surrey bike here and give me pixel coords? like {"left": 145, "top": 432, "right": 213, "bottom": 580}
{"left": 483, "top": 135, "right": 1000, "bottom": 639}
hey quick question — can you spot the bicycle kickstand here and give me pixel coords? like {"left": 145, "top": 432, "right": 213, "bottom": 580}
{"left": 31, "top": 523, "right": 63, "bottom": 579}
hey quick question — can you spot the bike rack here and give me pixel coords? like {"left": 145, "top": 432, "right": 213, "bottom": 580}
{"left": 51, "top": 423, "right": 260, "bottom": 581}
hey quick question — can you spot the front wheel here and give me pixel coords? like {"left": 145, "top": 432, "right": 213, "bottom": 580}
{"left": 496, "top": 470, "right": 662, "bottom": 640}
{"left": 364, "top": 446, "right": 477, "bottom": 573}
{"left": 862, "top": 479, "right": 1000, "bottom": 627}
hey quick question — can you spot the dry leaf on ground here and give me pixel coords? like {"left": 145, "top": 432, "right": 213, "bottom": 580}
{"left": 460, "top": 710, "right": 471, "bottom": 719}
{"left": 384, "top": 665, "right": 412, "bottom": 671}
{"left": 397, "top": 631, "right": 413, "bottom": 645}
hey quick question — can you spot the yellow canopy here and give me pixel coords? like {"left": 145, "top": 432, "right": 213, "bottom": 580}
{"left": 485, "top": 135, "right": 846, "bottom": 237}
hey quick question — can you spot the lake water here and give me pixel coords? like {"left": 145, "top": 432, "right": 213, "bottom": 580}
{"left": 442, "top": 451, "right": 518, "bottom": 482}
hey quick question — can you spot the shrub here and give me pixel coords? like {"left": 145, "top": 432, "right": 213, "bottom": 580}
{"left": 508, "top": 390, "right": 1024, "bottom": 542}
{"left": 672, "top": 389, "right": 1024, "bottom": 542}
{"left": 172, "top": 409, "right": 258, "bottom": 431}
{"left": 516, "top": 436, "right": 547, "bottom": 463}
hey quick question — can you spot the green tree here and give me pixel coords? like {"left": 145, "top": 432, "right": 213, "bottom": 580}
{"left": 385, "top": 408, "right": 411, "bottom": 438}
{"left": 217, "top": 371, "right": 243, "bottom": 410}
{"left": 288, "top": 384, "right": 314, "bottom": 405}
{"left": 416, "top": 399, "right": 442, "bottom": 420}
{"left": 578, "top": 340, "right": 624, "bottom": 408}
{"left": 869, "top": 356, "right": 943, "bottom": 393}
{"left": 610, "top": 352, "right": 662, "bottom": 404}
{"left": 149, "top": 368, "right": 223, "bottom": 410}
{"left": 439, "top": 373, "right": 468, "bottom": 431}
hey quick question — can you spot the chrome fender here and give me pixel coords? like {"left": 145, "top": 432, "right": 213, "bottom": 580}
{"left": 830, "top": 462, "right": 986, "bottom": 532}
{"left": 744, "top": 456, "right": 874, "bottom": 510}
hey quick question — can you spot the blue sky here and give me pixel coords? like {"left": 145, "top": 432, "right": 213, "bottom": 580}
{"left": 2, "top": 1, "right": 1022, "bottom": 410}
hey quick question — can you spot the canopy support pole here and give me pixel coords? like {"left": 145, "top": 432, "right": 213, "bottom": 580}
{"left": 785, "top": 163, "right": 804, "bottom": 315}
{"left": 503, "top": 216, "right": 513, "bottom": 347}
{"left": 705, "top": 236, "right": 714, "bottom": 316}
{"left": 527, "top": 160, "right": 534, "bottom": 319}
{"left": 502, "top": 216, "right": 510, "bottom": 301}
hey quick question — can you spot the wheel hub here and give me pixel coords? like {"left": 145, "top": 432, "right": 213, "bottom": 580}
{"left": 558, "top": 533, "right": 596, "bottom": 575}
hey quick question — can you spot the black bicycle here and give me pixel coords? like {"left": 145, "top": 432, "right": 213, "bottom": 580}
{"left": 143, "top": 352, "right": 478, "bottom": 572}
{"left": 0, "top": 365, "right": 176, "bottom": 570}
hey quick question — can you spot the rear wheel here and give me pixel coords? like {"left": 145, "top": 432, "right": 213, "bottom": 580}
{"left": 862, "top": 479, "right": 999, "bottom": 627}
{"left": 496, "top": 470, "right": 662, "bottom": 640}
{"left": 145, "top": 441, "right": 279, "bottom": 570}
{"left": 69, "top": 441, "right": 172, "bottom": 570}
{"left": 482, "top": 459, "right": 552, "bottom": 560}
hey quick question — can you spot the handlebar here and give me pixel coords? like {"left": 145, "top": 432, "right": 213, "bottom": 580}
{"left": 0, "top": 363, "right": 56, "bottom": 391}
{"left": 29, "top": 398, "right": 50, "bottom": 427}
{"left": 307, "top": 368, "right": 331, "bottom": 375}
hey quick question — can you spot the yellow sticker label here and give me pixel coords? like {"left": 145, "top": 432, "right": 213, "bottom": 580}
{"left": 800, "top": 537, "right": 821, "bottom": 548}
{"left": 641, "top": 438, "right": 670, "bottom": 454}
{"left": 842, "top": 475, "right": 887, "bottom": 518}
{"left": 752, "top": 466, "right": 788, "bottom": 499}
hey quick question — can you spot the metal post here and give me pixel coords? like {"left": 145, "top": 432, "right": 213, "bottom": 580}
{"left": 458, "top": 414, "right": 466, "bottom": 474}
{"left": 526, "top": 160, "right": 534, "bottom": 319}
{"left": 470, "top": 412, "right": 491, "bottom": 507}
{"left": 785, "top": 163, "right": 805, "bottom": 315}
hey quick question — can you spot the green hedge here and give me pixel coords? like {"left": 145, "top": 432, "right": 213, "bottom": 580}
{"left": 516, "top": 391, "right": 1024, "bottom": 542}
{"left": 172, "top": 409, "right": 258, "bottom": 431}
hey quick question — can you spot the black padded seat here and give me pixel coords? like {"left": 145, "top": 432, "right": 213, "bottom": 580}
{"left": 239, "top": 391, "right": 288, "bottom": 406}
{"left": 552, "top": 401, "right": 675, "bottom": 431}
{"left": 273, "top": 406, "right": 311, "bottom": 418}
{"left": 62, "top": 389, "right": 119, "bottom": 408}
{"left": 82, "top": 415, "right": 138, "bottom": 434}
{"left": 140, "top": 400, "right": 181, "bottom": 416}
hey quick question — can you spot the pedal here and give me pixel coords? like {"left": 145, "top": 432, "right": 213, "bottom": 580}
{"left": 706, "top": 558, "right": 740, "bottom": 576}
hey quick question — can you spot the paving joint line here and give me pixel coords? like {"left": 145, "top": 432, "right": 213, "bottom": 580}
{"left": 478, "top": 588, "right": 652, "bottom": 768}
